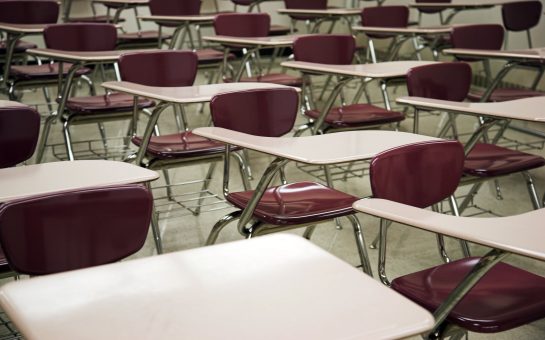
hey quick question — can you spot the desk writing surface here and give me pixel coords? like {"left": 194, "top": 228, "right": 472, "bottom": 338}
{"left": 101, "top": 81, "right": 295, "bottom": 103}
{"left": 282, "top": 60, "right": 437, "bottom": 78}
{"left": 26, "top": 48, "right": 158, "bottom": 62}
{"left": 194, "top": 128, "right": 441, "bottom": 165}
{"left": 0, "top": 235, "right": 435, "bottom": 340}
{"left": 443, "top": 47, "right": 545, "bottom": 61}
{"left": 354, "top": 199, "right": 545, "bottom": 261}
{"left": 397, "top": 96, "right": 545, "bottom": 122}
{"left": 0, "top": 160, "right": 158, "bottom": 202}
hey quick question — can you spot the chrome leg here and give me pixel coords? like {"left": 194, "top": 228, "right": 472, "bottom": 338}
{"left": 433, "top": 204, "right": 451, "bottom": 263}
{"left": 62, "top": 119, "right": 75, "bottom": 161}
{"left": 449, "top": 195, "right": 471, "bottom": 258}
{"left": 194, "top": 162, "right": 217, "bottom": 216}
{"left": 36, "top": 114, "right": 56, "bottom": 163}
{"left": 162, "top": 169, "right": 175, "bottom": 201}
{"left": 147, "top": 182, "right": 163, "bottom": 254}
{"left": 302, "top": 225, "right": 316, "bottom": 239}
{"left": 347, "top": 214, "right": 373, "bottom": 276}
{"left": 231, "top": 151, "right": 252, "bottom": 191}
{"left": 523, "top": 171, "right": 541, "bottom": 210}
{"left": 206, "top": 210, "right": 242, "bottom": 245}
{"left": 377, "top": 219, "right": 391, "bottom": 286}
{"left": 98, "top": 122, "right": 108, "bottom": 157}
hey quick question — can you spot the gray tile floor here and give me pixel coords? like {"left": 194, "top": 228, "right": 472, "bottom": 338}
{"left": 8, "top": 63, "right": 545, "bottom": 339}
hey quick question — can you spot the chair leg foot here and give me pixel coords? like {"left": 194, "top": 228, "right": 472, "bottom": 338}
{"left": 205, "top": 210, "right": 242, "bottom": 245}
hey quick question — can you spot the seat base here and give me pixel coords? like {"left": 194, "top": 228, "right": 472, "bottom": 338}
{"left": 226, "top": 181, "right": 358, "bottom": 226}
{"left": 132, "top": 131, "right": 228, "bottom": 160}
{"left": 305, "top": 103, "right": 405, "bottom": 128}
{"left": 10, "top": 63, "right": 91, "bottom": 81}
{"left": 225, "top": 73, "right": 305, "bottom": 87}
{"left": 464, "top": 143, "right": 545, "bottom": 177}
{"left": 468, "top": 88, "right": 544, "bottom": 102}
{"left": 64, "top": 92, "right": 155, "bottom": 115}
{"left": 66, "top": 15, "right": 126, "bottom": 23}
{"left": 392, "top": 257, "right": 545, "bottom": 333}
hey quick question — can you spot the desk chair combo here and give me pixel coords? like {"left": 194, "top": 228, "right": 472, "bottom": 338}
{"left": 450, "top": 24, "right": 544, "bottom": 103}
{"left": 201, "top": 87, "right": 373, "bottom": 275}
{"left": 118, "top": 50, "right": 252, "bottom": 253}
{"left": 292, "top": 34, "right": 405, "bottom": 137}
{"left": 34, "top": 23, "right": 154, "bottom": 162}
{"left": 405, "top": 62, "right": 545, "bottom": 213}
{"left": 356, "top": 140, "right": 545, "bottom": 338}
{"left": 359, "top": 6, "right": 410, "bottom": 64}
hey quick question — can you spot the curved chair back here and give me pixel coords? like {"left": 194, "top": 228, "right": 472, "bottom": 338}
{"left": 361, "top": 6, "right": 409, "bottom": 39}
{"left": 119, "top": 50, "right": 198, "bottom": 87}
{"left": 415, "top": 0, "right": 450, "bottom": 14}
{"left": 451, "top": 24, "right": 504, "bottom": 50}
{"left": 232, "top": 0, "right": 255, "bottom": 5}
{"left": 0, "top": 0, "right": 59, "bottom": 24}
{"left": 293, "top": 34, "right": 355, "bottom": 65}
{"left": 149, "top": 0, "right": 201, "bottom": 16}
{"left": 214, "top": 13, "right": 270, "bottom": 37}
{"left": 284, "top": 0, "right": 327, "bottom": 10}
{"left": 502, "top": 1, "right": 542, "bottom": 32}
{"left": 407, "top": 62, "right": 471, "bottom": 102}
{"left": 0, "top": 103, "right": 40, "bottom": 168}
{"left": 0, "top": 185, "right": 153, "bottom": 275}
{"left": 370, "top": 140, "right": 465, "bottom": 208}
{"left": 44, "top": 23, "right": 117, "bottom": 51}
{"left": 210, "top": 88, "right": 298, "bottom": 137}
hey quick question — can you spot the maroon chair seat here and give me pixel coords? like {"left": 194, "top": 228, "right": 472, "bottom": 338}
{"left": 226, "top": 181, "right": 359, "bottom": 226}
{"left": 269, "top": 24, "right": 291, "bottom": 36}
{"left": 64, "top": 92, "right": 155, "bottom": 115}
{"left": 9, "top": 63, "right": 92, "bottom": 81}
{"left": 225, "top": 73, "right": 305, "bottom": 87}
{"left": 391, "top": 257, "right": 545, "bottom": 333}
{"left": 66, "top": 15, "right": 126, "bottom": 23}
{"left": 117, "top": 30, "right": 173, "bottom": 44}
{"left": 195, "top": 48, "right": 234, "bottom": 65}
{"left": 467, "top": 88, "right": 544, "bottom": 102}
{"left": 0, "top": 40, "right": 37, "bottom": 54}
{"left": 304, "top": 104, "right": 405, "bottom": 128}
{"left": 131, "top": 132, "right": 234, "bottom": 160}
{"left": 464, "top": 143, "right": 545, "bottom": 177}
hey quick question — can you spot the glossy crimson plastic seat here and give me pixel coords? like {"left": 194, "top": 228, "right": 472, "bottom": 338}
{"left": 407, "top": 62, "right": 545, "bottom": 209}
{"left": 205, "top": 88, "right": 373, "bottom": 275}
{"left": 214, "top": 13, "right": 303, "bottom": 86}
{"left": 0, "top": 185, "right": 153, "bottom": 275}
{"left": 502, "top": 0, "right": 542, "bottom": 48}
{"left": 0, "top": 102, "right": 40, "bottom": 169}
{"left": 360, "top": 6, "right": 409, "bottom": 39}
{"left": 294, "top": 35, "right": 404, "bottom": 133}
{"left": 392, "top": 257, "right": 545, "bottom": 333}
{"left": 451, "top": 24, "right": 544, "bottom": 102}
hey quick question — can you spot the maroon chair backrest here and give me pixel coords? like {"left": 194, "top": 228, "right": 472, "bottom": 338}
{"left": 370, "top": 140, "right": 465, "bottom": 208}
{"left": 293, "top": 34, "right": 355, "bottom": 65}
{"left": 502, "top": 1, "right": 542, "bottom": 32}
{"left": 0, "top": 104, "right": 40, "bottom": 168}
{"left": 232, "top": 0, "right": 255, "bottom": 5}
{"left": 0, "top": 0, "right": 59, "bottom": 24}
{"left": 284, "top": 0, "right": 327, "bottom": 10}
{"left": 210, "top": 88, "right": 298, "bottom": 137}
{"left": 149, "top": 0, "right": 201, "bottom": 16}
{"left": 284, "top": 0, "right": 327, "bottom": 20}
{"left": 119, "top": 51, "right": 198, "bottom": 87}
{"left": 214, "top": 13, "right": 270, "bottom": 37}
{"left": 406, "top": 62, "right": 471, "bottom": 102}
{"left": 361, "top": 6, "right": 409, "bottom": 39}
{"left": 451, "top": 24, "right": 504, "bottom": 50}
{"left": 44, "top": 23, "right": 117, "bottom": 51}
{"left": 415, "top": 0, "right": 450, "bottom": 14}
{"left": 0, "top": 185, "right": 153, "bottom": 275}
